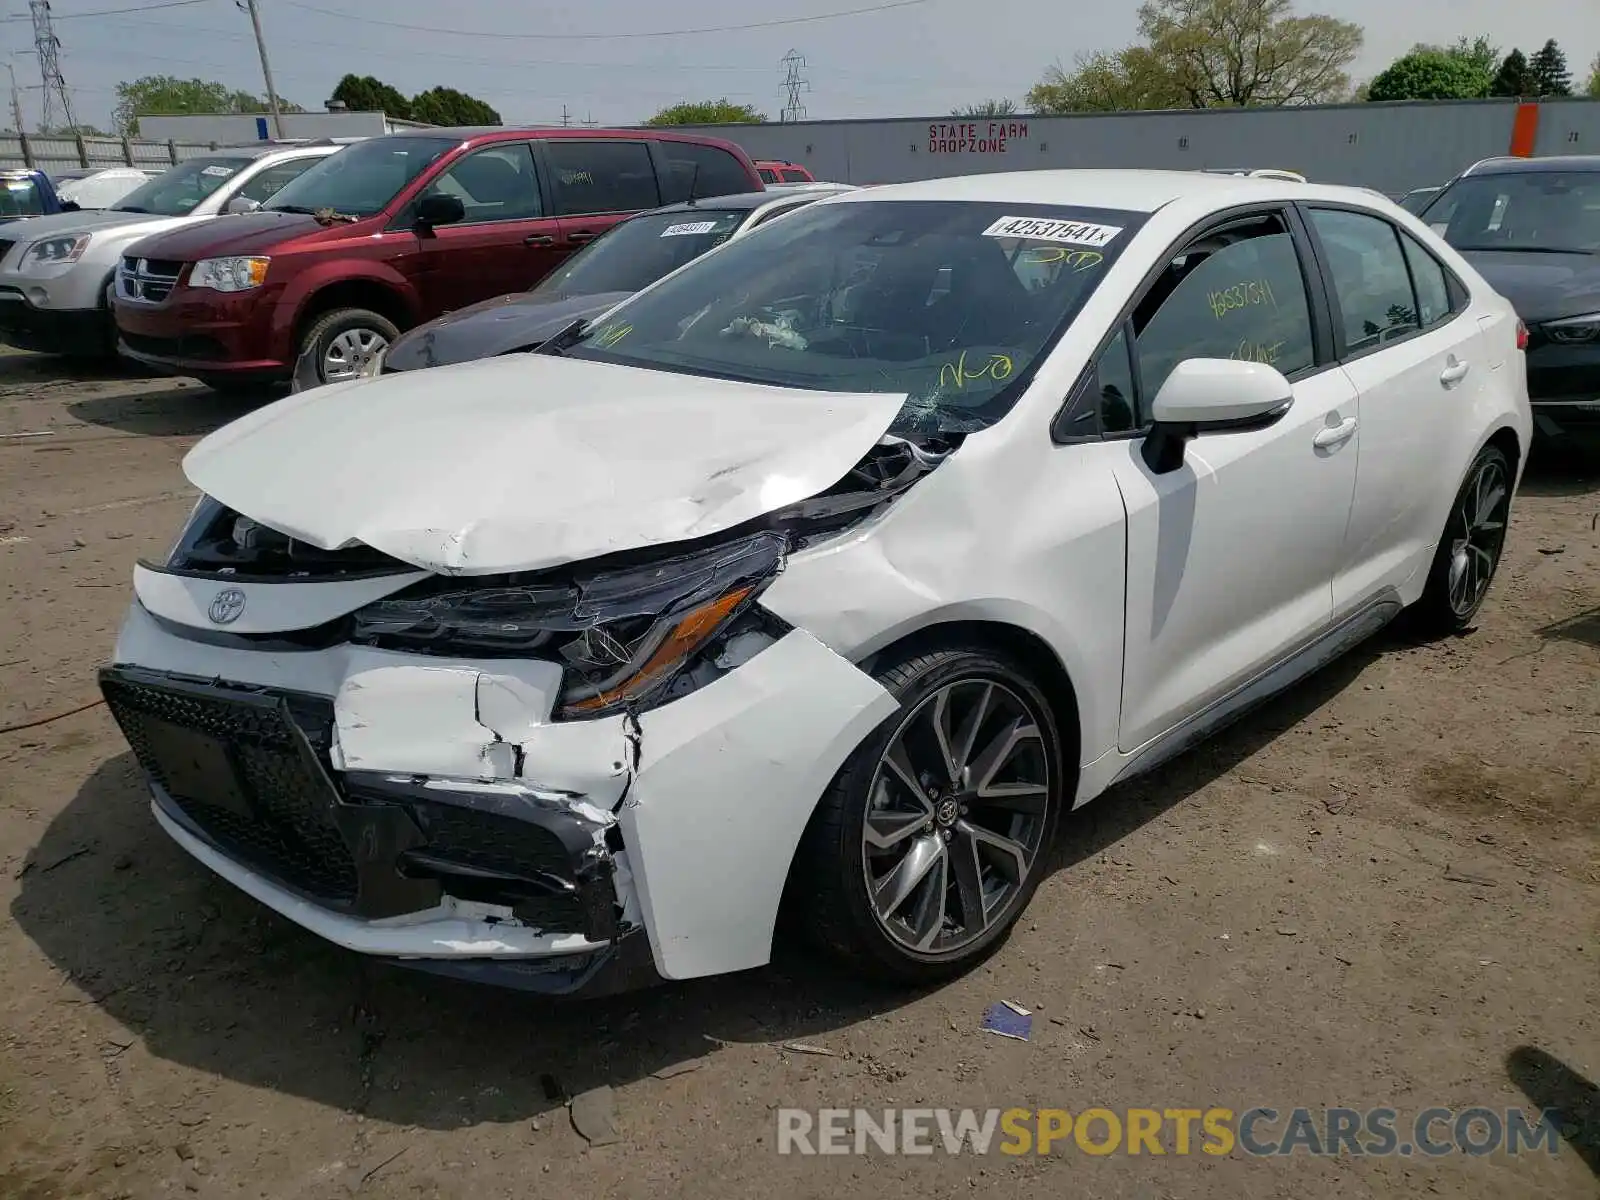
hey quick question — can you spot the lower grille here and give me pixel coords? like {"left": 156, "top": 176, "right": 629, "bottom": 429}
{"left": 101, "top": 668, "right": 359, "bottom": 903}
{"left": 118, "top": 331, "right": 226, "bottom": 361}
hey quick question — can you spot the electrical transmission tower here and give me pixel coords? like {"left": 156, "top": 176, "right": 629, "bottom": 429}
{"left": 779, "top": 49, "right": 809, "bottom": 123}
{"left": 29, "top": 0, "right": 74, "bottom": 132}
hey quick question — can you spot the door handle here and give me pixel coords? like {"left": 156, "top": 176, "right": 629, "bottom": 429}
{"left": 567, "top": 231, "right": 598, "bottom": 245}
{"left": 1439, "top": 358, "right": 1470, "bottom": 386}
{"left": 1313, "top": 416, "right": 1358, "bottom": 449}
{"left": 524, "top": 234, "right": 554, "bottom": 246}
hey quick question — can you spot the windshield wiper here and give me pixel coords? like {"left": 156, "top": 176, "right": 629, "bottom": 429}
{"left": 533, "top": 318, "right": 589, "bottom": 356}
{"left": 266, "top": 204, "right": 316, "bottom": 214}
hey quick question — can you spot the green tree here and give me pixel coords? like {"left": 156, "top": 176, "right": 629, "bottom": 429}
{"left": 1490, "top": 48, "right": 1533, "bottom": 97}
{"left": 643, "top": 99, "right": 766, "bottom": 125}
{"left": 409, "top": 86, "right": 501, "bottom": 126}
{"left": 1528, "top": 38, "right": 1572, "bottom": 95}
{"left": 112, "top": 75, "right": 295, "bottom": 135}
{"left": 1028, "top": 0, "right": 1362, "bottom": 114}
{"left": 1587, "top": 52, "right": 1600, "bottom": 97}
{"left": 1366, "top": 51, "right": 1492, "bottom": 101}
{"left": 331, "top": 73, "right": 412, "bottom": 120}
{"left": 951, "top": 98, "right": 1017, "bottom": 117}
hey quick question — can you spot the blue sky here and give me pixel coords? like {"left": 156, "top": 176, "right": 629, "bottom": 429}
{"left": 1, "top": 0, "right": 1595, "bottom": 131}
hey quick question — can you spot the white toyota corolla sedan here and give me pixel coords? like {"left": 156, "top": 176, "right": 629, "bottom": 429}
{"left": 101, "top": 170, "right": 1530, "bottom": 995}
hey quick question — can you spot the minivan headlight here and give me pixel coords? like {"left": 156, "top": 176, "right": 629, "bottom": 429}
{"left": 22, "top": 234, "right": 90, "bottom": 272}
{"left": 190, "top": 256, "right": 270, "bottom": 292}
{"left": 1544, "top": 312, "right": 1600, "bottom": 344}
{"left": 350, "top": 531, "right": 787, "bottom": 718}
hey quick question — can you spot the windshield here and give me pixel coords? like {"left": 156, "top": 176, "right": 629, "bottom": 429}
{"left": 1426, "top": 171, "right": 1600, "bottom": 253}
{"left": 264, "top": 136, "right": 459, "bottom": 217}
{"left": 112, "top": 156, "right": 252, "bottom": 216}
{"left": 531, "top": 208, "right": 747, "bottom": 299}
{"left": 564, "top": 199, "right": 1138, "bottom": 435}
{"left": 0, "top": 175, "right": 46, "bottom": 219}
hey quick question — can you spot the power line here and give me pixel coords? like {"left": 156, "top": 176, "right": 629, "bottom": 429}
{"left": 279, "top": 0, "right": 935, "bottom": 41}
{"left": 0, "top": 0, "right": 209, "bottom": 22}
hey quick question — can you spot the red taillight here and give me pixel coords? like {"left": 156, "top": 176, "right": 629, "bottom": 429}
{"left": 1515, "top": 319, "right": 1529, "bottom": 351}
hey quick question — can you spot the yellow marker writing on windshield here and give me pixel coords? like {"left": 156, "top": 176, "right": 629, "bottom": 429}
{"left": 594, "top": 323, "right": 632, "bottom": 348}
{"left": 939, "top": 350, "right": 1014, "bottom": 390}
{"left": 1020, "top": 247, "right": 1103, "bottom": 271}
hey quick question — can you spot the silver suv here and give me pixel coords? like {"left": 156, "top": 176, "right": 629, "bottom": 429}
{"left": 0, "top": 140, "right": 351, "bottom": 358}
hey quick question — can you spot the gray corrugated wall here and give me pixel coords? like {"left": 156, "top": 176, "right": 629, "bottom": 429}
{"left": 670, "top": 98, "right": 1600, "bottom": 194}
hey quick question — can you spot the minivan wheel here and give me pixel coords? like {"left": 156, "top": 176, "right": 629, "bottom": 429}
{"left": 795, "top": 647, "right": 1065, "bottom": 984}
{"left": 299, "top": 307, "right": 398, "bottom": 385}
{"left": 1412, "top": 443, "right": 1513, "bottom": 635}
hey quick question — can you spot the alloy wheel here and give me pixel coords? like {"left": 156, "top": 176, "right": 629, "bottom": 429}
{"left": 1447, "top": 454, "right": 1509, "bottom": 619}
{"left": 861, "top": 678, "right": 1052, "bottom": 955}
{"left": 321, "top": 327, "right": 389, "bottom": 383}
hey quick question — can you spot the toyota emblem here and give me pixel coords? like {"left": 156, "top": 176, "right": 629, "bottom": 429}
{"left": 208, "top": 587, "right": 247, "bottom": 625}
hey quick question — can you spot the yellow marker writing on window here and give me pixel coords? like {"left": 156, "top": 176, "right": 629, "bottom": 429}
{"left": 1207, "top": 277, "right": 1278, "bottom": 320}
{"left": 1020, "top": 247, "right": 1104, "bottom": 271}
{"left": 938, "top": 350, "right": 1014, "bottom": 390}
{"left": 594, "top": 323, "right": 632, "bottom": 348}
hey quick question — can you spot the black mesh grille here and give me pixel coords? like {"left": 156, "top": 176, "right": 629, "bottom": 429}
{"left": 101, "top": 670, "right": 358, "bottom": 903}
{"left": 406, "top": 802, "right": 579, "bottom": 881}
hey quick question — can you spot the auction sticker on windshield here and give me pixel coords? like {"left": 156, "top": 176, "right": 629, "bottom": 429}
{"left": 982, "top": 216, "right": 1123, "bottom": 247}
{"left": 661, "top": 220, "right": 720, "bottom": 237}
{"left": 200, "top": 165, "right": 236, "bottom": 178}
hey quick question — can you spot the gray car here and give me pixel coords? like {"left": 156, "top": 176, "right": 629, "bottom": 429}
{"left": 0, "top": 141, "right": 350, "bottom": 358}
{"left": 365, "top": 185, "right": 855, "bottom": 380}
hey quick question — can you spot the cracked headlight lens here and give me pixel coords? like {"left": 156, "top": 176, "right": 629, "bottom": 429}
{"left": 351, "top": 531, "right": 787, "bottom": 718}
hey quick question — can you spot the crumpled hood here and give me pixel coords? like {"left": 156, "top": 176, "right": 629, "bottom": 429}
{"left": 183, "top": 352, "right": 907, "bottom": 575}
{"left": 383, "top": 290, "right": 633, "bottom": 372}
{"left": 1460, "top": 249, "right": 1600, "bottom": 324}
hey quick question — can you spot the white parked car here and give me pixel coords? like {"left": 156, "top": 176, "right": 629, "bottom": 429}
{"left": 51, "top": 166, "right": 157, "bottom": 210}
{"left": 100, "top": 170, "right": 1530, "bottom": 995}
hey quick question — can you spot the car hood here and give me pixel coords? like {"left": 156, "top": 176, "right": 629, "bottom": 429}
{"left": 383, "top": 291, "right": 634, "bottom": 372}
{"left": 183, "top": 352, "right": 907, "bottom": 575}
{"left": 121, "top": 210, "right": 327, "bottom": 260}
{"left": 1458, "top": 249, "right": 1600, "bottom": 324}
{"left": 0, "top": 208, "right": 165, "bottom": 241}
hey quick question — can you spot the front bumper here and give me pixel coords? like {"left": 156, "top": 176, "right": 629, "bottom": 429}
{"left": 112, "top": 284, "right": 288, "bottom": 380}
{"left": 106, "top": 598, "right": 897, "bottom": 989}
{"left": 1526, "top": 338, "right": 1600, "bottom": 437}
{"left": 0, "top": 286, "right": 108, "bottom": 355}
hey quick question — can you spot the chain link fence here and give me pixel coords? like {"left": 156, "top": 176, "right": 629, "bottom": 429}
{"left": 0, "top": 132, "right": 223, "bottom": 175}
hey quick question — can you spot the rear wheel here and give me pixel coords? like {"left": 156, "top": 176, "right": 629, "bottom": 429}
{"left": 1411, "top": 443, "right": 1513, "bottom": 634}
{"left": 298, "top": 307, "right": 398, "bottom": 386}
{"left": 794, "top": 647, "right": 1066, "bottom": 983}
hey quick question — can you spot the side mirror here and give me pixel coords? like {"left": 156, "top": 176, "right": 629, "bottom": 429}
{"left": 414, "top": 193, "right": 465, "bottom": 232}
{"left": 225, "top": 196, "right": 261, "bottom": 214}
{"left": 1141, "top": 358, "right": 1293, "bottom": 475}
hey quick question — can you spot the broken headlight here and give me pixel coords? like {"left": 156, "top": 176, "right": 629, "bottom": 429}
{"left": 350, "top": 530, "right": 787, "bottom": 718}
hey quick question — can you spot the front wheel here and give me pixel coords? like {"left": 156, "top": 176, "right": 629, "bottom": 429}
{"left": 793, "top": 647, "right": 1066, "bottom": 984}
{"left": 1411, "top": 443, "right": 1513, "bottom": 635}
{"left": 298, "top": 308, "right": 398, "bottom": 386}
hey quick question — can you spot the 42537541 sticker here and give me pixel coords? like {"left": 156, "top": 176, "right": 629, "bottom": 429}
{"left": 982, "top": 216, "right": 1123, "bottom": 248}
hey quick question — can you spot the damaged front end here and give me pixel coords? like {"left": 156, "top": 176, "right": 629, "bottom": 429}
{"left": 101, "top": 429, "right": 952, "bottom": 993}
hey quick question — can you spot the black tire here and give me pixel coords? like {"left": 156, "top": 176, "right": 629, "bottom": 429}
{"left": 1410, "top": 443, "right": 1514, "bottom": 635}
{"left": 792, "top": 646, "right": 1068, "bottom": 984}
{"left": 297, "top": 307, "right": 399, "bottom": 386}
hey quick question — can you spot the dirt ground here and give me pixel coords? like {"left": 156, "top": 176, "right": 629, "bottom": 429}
{"left": 0, "top": 347, "right": 1596, "bottom": 1199}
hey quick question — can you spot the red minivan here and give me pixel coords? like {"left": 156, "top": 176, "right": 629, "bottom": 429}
{"left": 112, "top": 127, "right": 765, "bottom": 390}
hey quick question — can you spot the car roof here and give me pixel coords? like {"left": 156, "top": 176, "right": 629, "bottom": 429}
{"left": 823, "top": 168, "right": 1329, "bottom": 214}
{"left": 1463, "top": 154, "right": 1600, "bottom": 176}
{"left": 640, "top": 184, "right": 852, "bottom": 218}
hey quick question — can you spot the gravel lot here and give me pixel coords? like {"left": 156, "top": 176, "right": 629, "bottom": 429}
{"left": 1, "top": 348, "right": 1596, "bottom": 1199}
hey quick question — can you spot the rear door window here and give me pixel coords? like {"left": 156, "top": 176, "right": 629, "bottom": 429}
{"left": 545, "top": 141, "right": 659, "bottom": 216}
{"left": 656, "top": 142, "right": 753, "bottom": 202}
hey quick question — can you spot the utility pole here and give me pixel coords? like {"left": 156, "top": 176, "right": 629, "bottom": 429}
{"left": 560, "top": 104, "right": 572, "bottom": 127}
{"left": 239, "top": 0, "right": 285, "bottom": 138}
{"left": 6, "top": 63, "right": 25, "bottom": 133}
{"left": 29, "top": 1, "right": 74, "bottom": 131}
{"left": 780, "top": 50, "right": 809, "bottom": 123}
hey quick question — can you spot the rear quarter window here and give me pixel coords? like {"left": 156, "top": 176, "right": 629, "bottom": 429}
{"left": 656, "top": 142, "right": 755, "bottom": 202}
